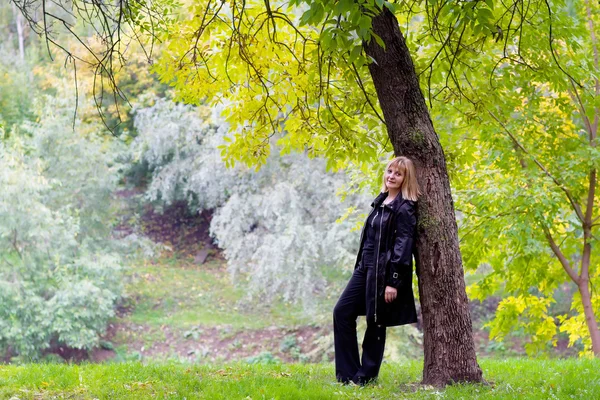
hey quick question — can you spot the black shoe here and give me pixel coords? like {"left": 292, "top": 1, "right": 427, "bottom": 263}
{"left": 336, "top": 375, "right": 353, "bottom": 385}
{"left": 352, "top": 376, "right": 377, "bottom": 386}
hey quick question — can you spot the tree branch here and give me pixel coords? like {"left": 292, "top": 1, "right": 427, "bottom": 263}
{"left": 540, "top": 221, "right": 580, "bottom": 284}
{"left": 542, "top": 0, "right": 582, "bottom": 88}
{"left": 11, "top": 0, "right": 169, "bottom": 134}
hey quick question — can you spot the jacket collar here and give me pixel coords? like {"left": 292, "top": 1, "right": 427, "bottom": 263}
{"left": 371, "top": 191, "right": 405, "bottom": 212}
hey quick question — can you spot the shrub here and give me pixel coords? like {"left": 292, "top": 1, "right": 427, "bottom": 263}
{"left": 0, "top": 95, "right": 126, "bottom": 360}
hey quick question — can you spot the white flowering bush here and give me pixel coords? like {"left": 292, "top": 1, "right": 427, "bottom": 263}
{"left": 132, "top": 98, "right": 369, "bottom": 307}
{"left": 131, "top": 99, "right": 240, "bottom": 210}
{"left": 210, "top": 178, "right": 357, "bottom": 307}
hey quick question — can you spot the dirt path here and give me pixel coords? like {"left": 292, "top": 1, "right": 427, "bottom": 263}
{"left": 102, "top": 322, "right": 332, "bottom": 363}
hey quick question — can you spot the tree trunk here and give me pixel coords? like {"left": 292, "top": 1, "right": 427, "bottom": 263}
{"left": 364, "top": 8, "right": 483, "bottom": 386}
{"left": 579, "top": 279, "right": 600, "bottom": 354}
{"left": 12, "top": 2, "right": 25, "bottom": 62}
{"left": 578, "top": 236, "right": 600, "bottom": 355}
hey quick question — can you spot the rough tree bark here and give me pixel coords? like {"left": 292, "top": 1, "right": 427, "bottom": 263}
{"left": 364, "top": 8, "right": 483, "bottom": 386}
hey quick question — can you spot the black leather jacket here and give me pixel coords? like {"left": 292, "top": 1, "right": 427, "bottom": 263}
{"left": 354, "top": 192, "right": 418, "bottom": 327}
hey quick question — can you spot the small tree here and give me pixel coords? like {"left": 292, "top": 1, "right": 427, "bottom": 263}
{"left": 433, "top": 0, "right": 600, "bottom": 356}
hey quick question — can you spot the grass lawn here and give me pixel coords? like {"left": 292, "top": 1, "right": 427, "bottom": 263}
{"left": 124, "top": 258, "right": 318, "bottom": 330}
{"left": 1, "top": 358, "right": 598, "bottom": 399}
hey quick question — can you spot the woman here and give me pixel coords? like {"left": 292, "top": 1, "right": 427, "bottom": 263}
{"left": 333, "top": 156, "right": 420, "bottom": 385}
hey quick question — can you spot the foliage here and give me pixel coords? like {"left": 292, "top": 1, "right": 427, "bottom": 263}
{"left": 130, "top": 98, "right": 368, "bottom": 307}
{"left": 150, "top": 0, "right": 510, "bottom": 172}
{"left": 12, "top": 0, "right": 504, "bottom": 173}
{"left": 209, "top": 152, "right": 363, "bottom": 307}
{"left": 0, "top": 2, "right": 49, "bottom": 135}
{"left": 130, "top": 98, "right": 234, "bottom": 210}
{"left": 0, "top": 63, "right": 35, "bottom": 133}
{"left": 2, "top": 359, "right": 600, "bottom": 399}
{"left": 11, "top": 0, "right": 179, "bottom": 134}
{"left": 153, "top": 0, "right": 391, "bottom": 173}
{"left": 0, "top": 89, "right": 127, "bottom": 360}
{"left": 23, "top": 93, "right": 125, "bottom": 244}
{"left": 432, "top": 0, "right": 600, "bottom": 355}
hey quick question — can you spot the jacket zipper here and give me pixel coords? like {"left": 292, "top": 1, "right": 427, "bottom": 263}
{"left": 357, "top": 207, "right": 377, "bottom": 259}
{"left": 374, "top": 203, "right": 384, "bottom": 323}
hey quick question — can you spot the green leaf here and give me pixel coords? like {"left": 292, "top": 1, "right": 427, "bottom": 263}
{"left": 348, "top": 45, "right": 362, "bottom": 63}
{"left": 299, "top": 8, "right": 313, "bottom": 25}
{"left": 477, "top": 7, "right": 494, "bottom": 24}
{"left": 334, "top": 0, "right": 354, "bottom": 15}
{"left": 372, "top": 32, "right": 385, "bottom": 49}
{"left": 358, "top": 15, "right": 372, "bottom": 31}
{"left": 311, "top": 3, "right": 325, "bottom": 24}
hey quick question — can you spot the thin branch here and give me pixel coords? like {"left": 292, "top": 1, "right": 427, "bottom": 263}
{"left": 70, "top": 56, "right": 78, "bottom": 131}
{"left": 540, "top": 221, "right": 580, "bottom": 284}
{"left": 11, "top": 229, "right": 23, "bottom": 260}
{"left": 350, "top": 61, "right": 385, "bottom": 124}
{"left": 585, "top": 169, "right": 596, "bottom": 228}
{"left": 542, "top": 0, "right": 582, "bottom": 88}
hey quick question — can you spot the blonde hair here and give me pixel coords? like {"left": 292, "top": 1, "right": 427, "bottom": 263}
{"left": 380, "top": 156, "right": 421, "bottom": 202}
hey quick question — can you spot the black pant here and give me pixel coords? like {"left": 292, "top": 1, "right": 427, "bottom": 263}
{"left": 333, "top": 266, "right": 386, "bottom": 383}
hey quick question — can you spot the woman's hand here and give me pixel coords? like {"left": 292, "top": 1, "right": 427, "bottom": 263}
{"left": 384, "top": 286, "right": 397, "bottom": 303}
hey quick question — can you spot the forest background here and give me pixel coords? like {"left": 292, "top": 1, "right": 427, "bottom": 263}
{"left": 1, "top": 0, "right": 599, "bottom": 369}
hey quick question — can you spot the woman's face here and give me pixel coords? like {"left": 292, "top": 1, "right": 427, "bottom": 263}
{"left": 385, "top": 166, "right": 404, "bottom": 192}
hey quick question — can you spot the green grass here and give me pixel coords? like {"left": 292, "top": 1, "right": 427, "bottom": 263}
{"left": 111, "top": 257, "right": 343, "bottom": 361}
{"left": 1, "top": 358, "right": 598, "bottom": 399}
{"left": 124, "top": 259, "right": 315, "bottom": 330}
